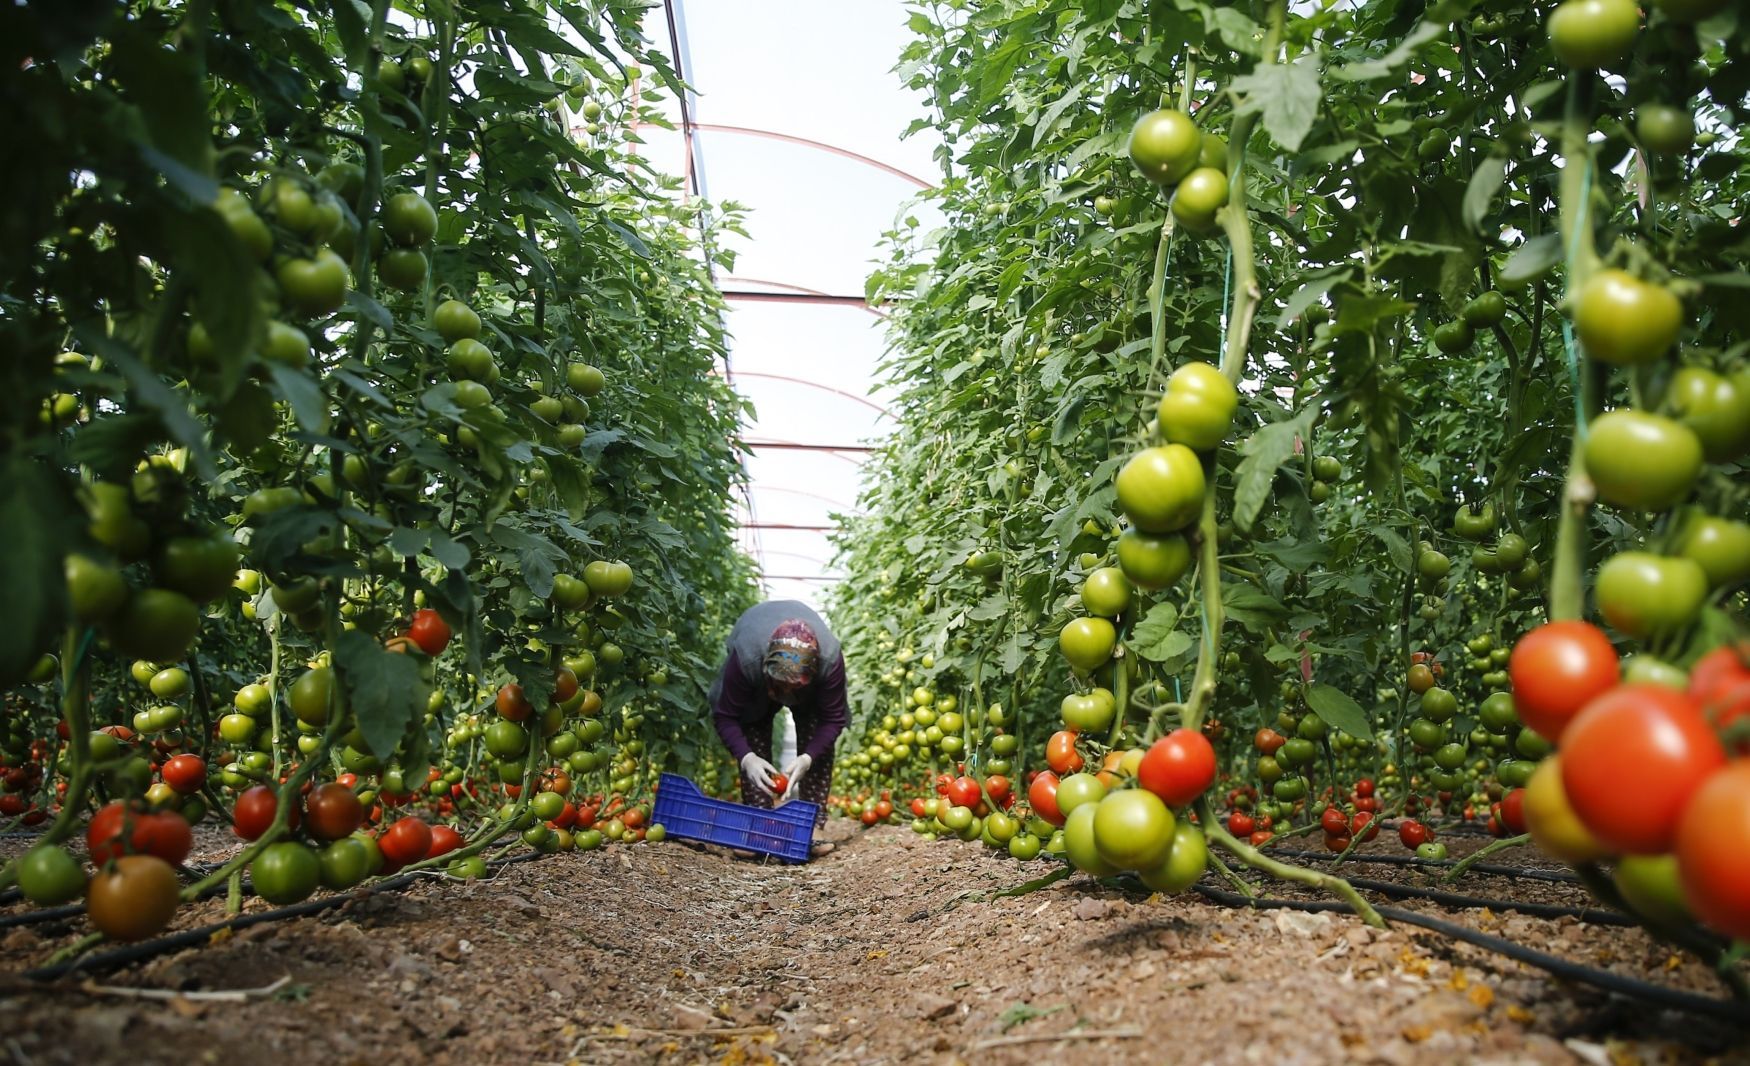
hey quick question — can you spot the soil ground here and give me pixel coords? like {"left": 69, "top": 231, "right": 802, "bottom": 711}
{"left": 1, "top": 821, "right": 1746, "bottom": 1066}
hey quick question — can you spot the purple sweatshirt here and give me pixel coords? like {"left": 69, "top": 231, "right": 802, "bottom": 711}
{"left": 709, "top": 601, "right": 850, "bottom": 764}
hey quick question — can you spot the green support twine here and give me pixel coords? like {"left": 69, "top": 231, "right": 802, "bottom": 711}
{"left": 1559, "top": 158, "right": 1595, "bottom": 435}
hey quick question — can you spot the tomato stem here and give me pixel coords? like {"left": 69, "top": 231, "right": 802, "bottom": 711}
{"left": 1197, "top": 797, "right": 1387, "bottom": 928}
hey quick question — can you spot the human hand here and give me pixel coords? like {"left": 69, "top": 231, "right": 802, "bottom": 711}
{"left": 740, "top": 753, "right": 779, "bottom": 797}
{"left": 780, "top": 754, "right": 813, "bottom": 801}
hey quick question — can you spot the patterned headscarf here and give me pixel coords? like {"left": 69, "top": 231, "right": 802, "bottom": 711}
{"left": 763, "top": 619, "right": 820, "bottom": 687}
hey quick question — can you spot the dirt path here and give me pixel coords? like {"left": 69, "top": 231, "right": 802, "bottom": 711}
{"left": 0, "top": 823, "right": 1743, "bottom": 1065}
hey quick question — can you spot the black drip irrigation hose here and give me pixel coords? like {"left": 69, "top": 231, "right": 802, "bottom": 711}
{"left": 1192, "top": 884, "right": 1749, "bottom": 1027}
{"left": 1335, "top": 875, "right": 1634, "bottom": 926}
{"left": 14, "top": 849, "right": 553, "bottom": 982}
{"left": 1267, "top": 847, "right": 1581, "bottom": 884}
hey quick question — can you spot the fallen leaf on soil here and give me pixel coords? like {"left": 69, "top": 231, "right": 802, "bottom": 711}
{"left": 1273, "top": 910, "right": 1333, "bottom": 937}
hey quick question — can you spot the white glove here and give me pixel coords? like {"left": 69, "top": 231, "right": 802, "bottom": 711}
{"left": 780, "top": 754, "right": 813, "bottom": 802}
{"left": 740, "top": 753, "right": 779, "bottom": 797}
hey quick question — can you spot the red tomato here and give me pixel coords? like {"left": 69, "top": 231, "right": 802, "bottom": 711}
{"left": 1355, "top": 778, "right": 1375, "bottom": 798}
{"left": 945, "top": 775, "right": 981, "bottom": 809}
{"left": 1027, "top": 771, "right": 1064, "bottom": 826}
{"left": 380, "top": 816, "right": 433, "bottom": 865}
{"left": 1509, "top": 621, "right": 1619, "bottom": 740}
{"left": 1398, "top": 819, "right": 1431, "bottom": 849}
{"left": 1137, "top": 729, "right": 1216, "bottom": 807}
{"left": 233, "top": 785, "right": 287, "bottom": 841}
{"left": 304, "top": 782, "right": 364, "bottom": 841}
{"left": 1320, "top": 807, "right": 1350, "bottom": 836}
{"left": 1248, "top": 830, "right": 1274, "bottom": 847}
{"left": 1499, "top": 788, "right": 1527, "bottom": 834}
{"left": 1351, "top": 810, "right": 1379, "bottom": 842}
{"left": 160, "top": 753, "right": 206, "bottom": 795}
{"left": 770, "top": 773, "right": 789, "bottom": 795}
{"left": 426, "top": 824, "right": 464, "bottom": 859}
{"left": 1045, "top": 730, "right": 1083, "bottom": 774}
{"left": 859, "top": 808, "right": 879, "bottom": 826}
{"left": 910, "top": 797, "right": 927, "bottom": 818}
{"left": 407, "top": 608, "right": 452, "bottom": 656}
{"left": 1324, "top": 832, "right": 1352, "bottom": 852}
{"left": 495, "top": 683, "right": 532, "bottom": 722}
{"left": 1253, "top": 728, "right": 1286, "bottom": 755}
{"left": 984, "top": 774, "right": 1012, "bottom": 805}
{"left": 1675, "top": 761, "right": 1750, "bottom": 941}
{"left": 1227, "top": 811, "right": 1255, "bottom": 837}
{"left": 1561, "top": 685, "right": 1726, "bottom": 854}
{"left": 88, "top": 803, "right": 192, "bottom": 865}
{"left": 1688, "top": 643, "right": 1750, "bottom": 752}
{"left": 874, "top": 799, "right": 893, "bottom": 819}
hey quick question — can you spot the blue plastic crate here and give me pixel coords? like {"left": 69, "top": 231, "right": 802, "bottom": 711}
{"left": 651, "top": 773, "right": 818, "bottom": 863}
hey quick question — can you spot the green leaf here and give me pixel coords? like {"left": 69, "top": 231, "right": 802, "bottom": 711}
{"left": 1231, "top": 57, "right": 1322, "bottom": 152}
{"left": 1462, "top": 155, "right": 1507, "bottom": 235}
{"left": 1223, "top": 586, "right": 1288, "bottom": 632}
{"left": 1304, "top": 682, "right": 1375, "bottom": 741}
{"left": 1128, "top": 602, "right": 1181, "bottom": 661}
{"left": 1332, "top": 21, "right": 1445, "bottom": 82}
{"left": 334, "top": 629, "right": 428, "bottom": 758}
{"left": 96, "top": 346, "right": 218, "bottom": 480}
{"left": 1274, "top": 269, "right": 1351, "bottom": 331}
{"left": 266, "top": 364, "right": 328, "bottom": 433}
{"left": 1233, "top": 407, "right": 1316, "bottom": 532}
{"left": 1373, "top": 527, "right": 1413, "bottom": 574}
{"left": 1499, "top": 233, "right": 1562, "bottom": 286}
{"left": 0, "top": 460, "right": 74, "bottom": 686}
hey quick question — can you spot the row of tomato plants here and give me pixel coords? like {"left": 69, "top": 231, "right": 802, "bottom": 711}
{"left": 0, "top": 0, "right": 757, "bottom": 950}
{"left": 824, "top": 0, "right": 1750, "bottom": 967}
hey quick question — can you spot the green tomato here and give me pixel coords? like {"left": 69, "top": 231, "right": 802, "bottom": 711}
{"left": 1612, "top": 854, "right": 1690, "bottom": 925}
{"left": 1127, "top": 109, "right": 1202, "bottom": 185}
{"left": 1116, "top": 530, "right": 1191, "bottom": 590}
{"left": 1453, "top": 502, "right": 1496, "bottom": 541}
{"left": 382, "top": 192, "right": 439, "bottom": 246}
{"left": 1667, "top": 366, "right": 1750, "bottom": 462}
{"left": 433, "top": 300, "right": 482, "bottom": 342}
{"left": 16, "top": 846, "right": 86, "bottom": 905}
{"left": 1679, "top": 516, "right": 1750, "bottom": 588}
{"left": 1138, "top": 823, "right": 1207, "bottom": 893}
{"left": 1156, "top": 362, "right": 1237, "bottom": 451}
{"left": 1080, "top": 567, "right": 1132, "bottom": 618}
{"left": 1478, "top": 692, "right": 1519, "bottom": 733}
{"left": 1115, "top": 445, "right": 1206, "bottom": 533}
{"left": 1462, "top": 291, "right": 1507, "bottom": 328}
{"left": 1063, "top": 804, "right": 1120, "bottom": 876}
{"left": 1594, "top": 552, "right": 1708, "bottom": 639}
{"left": 1007, "top": 832, "right": 1042, "bottom": 860}
{"left": 1432, "top": 319, "right": 1474, "bottom": 354}
{"left": 1546, "top": 0, "right": 1641, "bottom": 70}
{"left": 1092, "top": 790, "right": 1175, "bottom": 871}
{"left": 1583, "top": 410, "right": 1701, "bottom": 512}
{"left": 252, "top": 842, "right": 321, "bottom": 904}
{"left": 1059, "top": 618, "right": 1116, "bottom": 674}
{"left": 1054, "top": 772, "right": 1107, "bottom": 817}
{"left": 1169, "top": 167, "right": 1229, "bottom": 233}
{"left": 318, "top": 836, "right": 375, "bottom": 890}
{"left": 1635, "top": 105, "right": 1695, "bottom": 155}
{"left": 156, "top": 530, "right": 240, "bottom": 605}
{"left": 1408, "top": 717, "right": 1445, "bottom": 752}
{"left": 65, "top": 553, "right": 128, "bottom": 624}
{"left": 1421, "top": 687, "right": 1458, "bottom": 722}
{"left": 1573, "top": 270, "right": 1680, "bottom": 365}
{"left": 377, "top": 247, "right": 428, "bottom": 291}
{"left": 276, "top": 249, "right": 350, "bottom": 317}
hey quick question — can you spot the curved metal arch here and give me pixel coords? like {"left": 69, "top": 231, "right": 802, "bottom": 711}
{"left": 729, "top": 371, "right": 893, "bottom": 419}
{"left": 687, "top": 123, "right": 935, "bottom": 190}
